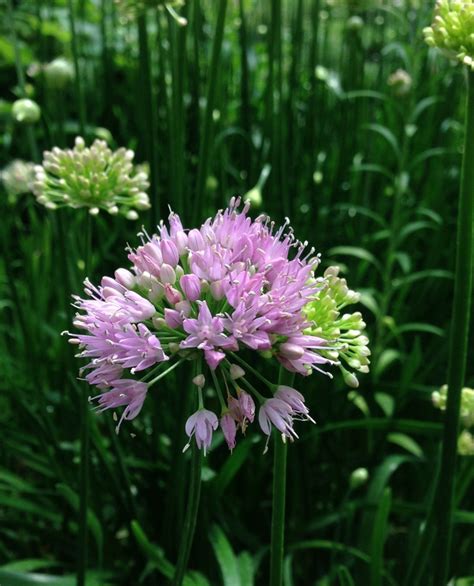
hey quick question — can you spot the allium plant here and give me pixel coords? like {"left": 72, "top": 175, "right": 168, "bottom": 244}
{"left": 68, "top": 198, "right": 368, "bottom": 453}
{"left": 423, "top": 0, "right": 474, "bottom": 68}
{"left": 33, "top": 137, "right": 151, "bottom": 218}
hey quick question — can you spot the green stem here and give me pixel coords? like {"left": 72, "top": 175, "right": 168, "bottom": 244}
{"left": 192, "top": 0, "right": 228, "bottom": 224}
{"left": 6, "top": 0, "right": 39, "bottom": 161}
{"left": 77, "top": 213, "right": 92, "bottom": 586}
{"left": 432, "top": 68, "right": 474, "bottom": 586}
{"left": 137, "top": 14, "right": 160, "bottom": 222}
{"left": 68, "top": 0, "right": 86, "bottom": 137}
{"left": 172, "top": 376, "right": 203, "bottom": 586}
{"left": 270, "top": 367, "right": 295, "bottom": 586}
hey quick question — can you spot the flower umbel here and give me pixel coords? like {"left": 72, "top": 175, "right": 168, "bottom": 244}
{"left": 69, "top": 198, "right": 369, "bottom": 454}
{"left": 423, "top": 0, "right": 474, "bottom": 69}
{"left": 33, "top": 137, "right": 151, "bottom": 218}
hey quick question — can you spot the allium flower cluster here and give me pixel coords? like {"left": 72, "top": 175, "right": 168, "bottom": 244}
{"left": 303, "top": 266, "right": 370, "bottom": 388}
{"left": 68, "top": 198, "right": 368, "bottom": 453}
{"left": 1, "top": 159, "right": 35, "bottom": 204}
{"left": 423, "top": 0, "right": 474, "bottom": 69}
{"left": 433, "top": 384, "right": 474, "bottom": 456}
{"left": 33, "top": 137, "right": 150, "bottom": 218}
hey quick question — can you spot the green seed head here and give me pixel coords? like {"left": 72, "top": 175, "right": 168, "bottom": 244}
{"left": 33, "top": 137, "right": 151, "bottom": 218}
{"left": 423, "top": 0, "right": 474, "bottom": 68}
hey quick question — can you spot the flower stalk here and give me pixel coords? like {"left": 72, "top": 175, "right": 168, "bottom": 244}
{"left": 432, "top": 68, "right": 474, "bottom": 586}
{"left": 270, "top": 367, "right": 295, "bottom": 586}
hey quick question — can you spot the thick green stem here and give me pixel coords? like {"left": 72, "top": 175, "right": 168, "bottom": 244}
{"left": 193, "top": 0, "right": 227, "bottom": 224}
{"left": 68, "top": 0, "right": 86, "bottom": 137}
{"left": 172, "top": 438, "right": 203, "bottom": 586}
{"left": 432, "top": 69, "right": 474, "bottom": 586}
{"left": 270, "top": 368, "right": 295, "bottom": 586}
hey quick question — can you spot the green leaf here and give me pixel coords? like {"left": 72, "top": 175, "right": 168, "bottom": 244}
{"left": 56, "top": 483, "right": 103, "bottom": 563}
{"left": 374, "top": 349, "right": 401, "bottom": 378}
{"left": 392, "top": 269, "right": 453, "bottom": 289}
{"left": 362, "top": 124, "right": 401, "bottom": 161}
{"left": 374, "top": 393, "right": 395, "bottom": 417}
{"left": 387, "top": 433, "right": 424, "bottom": 458}
{"left": 0, "top": 561, "right": 60, "bottom": 573}
{"left": 395, "top": 322, "right": 444, "bottom": 337}
{"left": 370, "top": 488, "right": 392, "bottom": 586}
{"left": 337, "top": 566, "right": 356, "bottom": 586}
{"left": 237, "top": 552, "right": 254, "bottom": 586}
{"left": 209, "top": 525, "right": 241, "bottom": 586}
{"left": 327, "top": 246, "right": 381, "bottom": 272}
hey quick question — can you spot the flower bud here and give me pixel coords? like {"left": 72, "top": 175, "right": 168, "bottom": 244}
{"left": 193, "top": 374, "right": 205, "bottom": 388}
{"left": 115, "top": 268, "right": 135, "bottom": 289}
{"left": 229, "top": 364, "right": 245, "bottom": 380}
{"left": 44, "top": 57, "right": 74, "bottom": 89}
{"left": 279, "top": 342, "right": 304, "bottom": 360}
{"left": 160, "top": 264, "right": 176, "bottom": 285}
{"left": 350, "top": 467, "right": 369, "bottom": 489}
{"left": 12, "top": 99, "right": 41, "bottom": 124}
{"left": 160, "top": 239, "right": 179, "bottom": 266}
{"left": 188, "top": 229, "right": 205, "bottom": 251}
{"left": 180, "top": 274, "right": 201, "bottom": 302}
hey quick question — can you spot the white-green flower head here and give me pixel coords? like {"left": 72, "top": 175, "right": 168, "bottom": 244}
{"left": 458, "top": 429, "right": 474, "bottom": 456}
{"left": 0, "top": 159, "right": 35, "bottom": 204}
{"left": 387, "top": 69, "right": 413, "bottom": 97}
{"left": 12, "top": 98, "right": 41, "bottom": 124}
{"left": 423, "top": 0, "right": 474, "bottom": 69}
{"left": 44, "top": 57, "right": 74, "bottom": 90}
{"left": 433, "top": 384, "right": 474, "bottom": 428}
{"left": 303, "top": 266, "right": 370, "bottom": 388}
{"left": 33, "top": 137, "right": 151, "bottom": 218}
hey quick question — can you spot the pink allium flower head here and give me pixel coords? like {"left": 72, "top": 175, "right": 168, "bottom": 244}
{"left": 69, "top": 197, "right": 367, "bottom": 450}
{"left": 220, "top": 413, "right": 237, "bottom": 451}
{"left": 185, "top": 408, "right": 219, "bottom": 455}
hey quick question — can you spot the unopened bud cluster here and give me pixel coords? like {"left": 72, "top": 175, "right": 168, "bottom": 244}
{"left": 423, "top": 0, "right": 474, "bottom": 68}
{"left": 433, "top": 384, "right": 474, "bottom": 455}
{"left": 303, "top": 266, "right": 370, "bottom": 388}
{"left": 33, "top": 137, "right": 151, "bottom": 218}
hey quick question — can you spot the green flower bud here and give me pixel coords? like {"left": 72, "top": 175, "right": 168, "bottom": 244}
{"left": 44, "top": 57, "right": 74, "bottom": 89}
{"left": 346, "top": 15, "right": 364, "bottom": 32}
{"left": 350, "top": 467, "right": 369, "bottom": 489}
{"left": 12, "top": 98, "right": 41, "bottom": 124}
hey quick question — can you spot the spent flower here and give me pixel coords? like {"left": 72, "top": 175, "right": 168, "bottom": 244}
{"left": 33, "top": 137, "right": 150, "bottom": 218}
